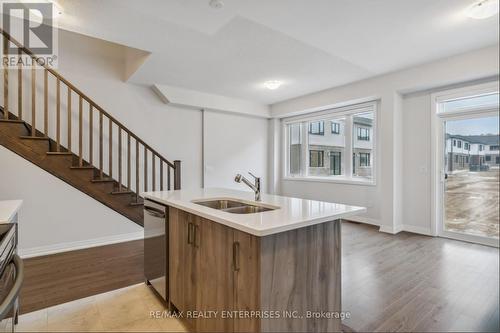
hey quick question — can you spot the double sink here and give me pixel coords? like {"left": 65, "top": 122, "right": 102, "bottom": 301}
{"left": 192, "top": 199, "right": 279, "bottom": 214}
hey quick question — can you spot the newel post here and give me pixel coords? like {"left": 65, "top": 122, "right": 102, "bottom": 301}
{"left": 173, "top": 160, "right": 181, "bottom": 190}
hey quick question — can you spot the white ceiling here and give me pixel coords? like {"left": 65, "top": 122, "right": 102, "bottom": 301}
{"left": 55, "top": 0, "right": 499, "bottom": 104}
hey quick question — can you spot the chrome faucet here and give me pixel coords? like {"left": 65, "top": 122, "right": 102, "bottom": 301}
{"left": 234, "top": 172, "right": 261, "bottom": 201}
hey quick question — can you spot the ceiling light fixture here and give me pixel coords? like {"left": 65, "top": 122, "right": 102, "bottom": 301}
{"left": 209, "top": 0, "right": 224, "bottom": 10}
{"left": 263, "top": 80, "right": 283, "bottom": 90}
{"left": 465, "top": 0, "right": 499, "bottom": 19}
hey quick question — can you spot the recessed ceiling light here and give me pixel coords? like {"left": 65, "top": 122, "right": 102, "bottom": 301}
{"left": 209, "top": 0, "right": 224, "bottom": 9}
{"left": 263, "top": 80, "right": 283, "bottom": 90}
{"left": 465, "top": 0, "right": 499, "bottom": 19}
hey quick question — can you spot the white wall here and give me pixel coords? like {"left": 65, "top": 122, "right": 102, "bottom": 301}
{"left": 0, "top": 146, "right": 143, "bottom": 257}
{"left": 401, "top": 92, "right": 432, "bottom": 234}
{"left": 0, "top": 29, "right": 269, "bottom": 255}
{"left": 203, "top": 110, "right": 269, "bottom": 191}
{"left": 271, "top": 45, "right": 499, "bottom": 233}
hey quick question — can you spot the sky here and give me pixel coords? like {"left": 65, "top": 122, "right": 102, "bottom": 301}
{"left": 446, "top": 116, "right": 499, "bottom": 136}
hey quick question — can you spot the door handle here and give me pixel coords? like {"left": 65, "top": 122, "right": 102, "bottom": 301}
{"left": 187, "top": 223, "right": 194, "bottom": 245}
{"left": 232, "top": 242, "right": 240, "bottom": 272}
{"left": 144, "top": 206, "right": 165, "bottom": 218}
{"left": 193, "top": 225, "right": 200, "bottom": 248}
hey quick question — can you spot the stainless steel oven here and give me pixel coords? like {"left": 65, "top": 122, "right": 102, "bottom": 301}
{"left": 144, "top": 199, "right": 168, "bottom": 302}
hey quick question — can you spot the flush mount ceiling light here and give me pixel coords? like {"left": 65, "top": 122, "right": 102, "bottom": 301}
{"left": 209, "top": 0, "right": 224, "bottom": 9}
{"left": 263, "top": 80, "right": 283, "bottom": 90}
{"left": 465, "top": 0, "right": 499, "bottom": 19}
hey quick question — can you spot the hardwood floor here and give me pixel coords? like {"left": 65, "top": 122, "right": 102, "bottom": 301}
{"left": 17, "top": 223, "right": 499, "bottom": 332}
{"left": 19, "top": 239, "right": 144, "bottom": 314}
{"left": 342, "top": 221, "right": 499, "bottom": 332}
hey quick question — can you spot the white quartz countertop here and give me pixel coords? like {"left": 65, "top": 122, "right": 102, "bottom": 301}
{"left": 142, "top": 188, "right": 366, "bottom": 236}
{"left": 0, "top": 200, "right": 23, "bottom": 223}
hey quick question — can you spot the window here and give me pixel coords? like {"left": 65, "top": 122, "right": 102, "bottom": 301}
{"left": 309, "top": 121, "right": 324, "bottom": 135}
{"left": 284, "top": 101, "right": 376, "bottom": 183}
{"left": 288, "top": 123, "right": 301, "bottom": 176}
{"left": 440, "top": 92, "right": 500, "bottom": 113}
{"left": 331, "top": 122, "right": 340, "bottom": 134}
{"left": 490, "top": 145, "right": 499, "bottom": 150}
{"left": 357, "top": 127, "right": 370, "bottom": 141}
{"left": 330, "top": 152, "right": 342, "bottom": 175}
{"left": 479, "top": 145, "right": 484, "bottom": 151}
{"left": 464, "top": 142, "right": 470, "bottom": 150}
{"left": 309, "top": 150, "right": 324, "bottom": 167}
{"left": 466, "top": 156, "right": 469, "bottom": 163}
{"left": 457, "top": 141, "right": 462, "bottom": 148}
{"left": 486, "top": 155, "right": 492, "bottom": 161}
{"left": 455, "top": 155, "right": 459, "bottom": 163}
{"left": 359, "top": 153, "right": 370, "bottom": 167}
{"left": 453, "top": 140, "right": 457, "bottom": 147}
{"left": 496, "top": 156, "right": 500, "bottom": 164}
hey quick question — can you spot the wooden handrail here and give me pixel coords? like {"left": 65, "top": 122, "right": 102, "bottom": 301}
{"left": 1, "top": 27, "right": 181, "bottom": 195}
{"left": 0, "top": 27, "right": 174, "bottom": 168}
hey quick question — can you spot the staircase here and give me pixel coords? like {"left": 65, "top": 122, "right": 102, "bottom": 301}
{"left": 0, "top": 29, "right": 180, "bottom": 226}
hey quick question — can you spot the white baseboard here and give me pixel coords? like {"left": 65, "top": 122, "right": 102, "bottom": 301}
{"left": 379, "top": 224, "right": 432, "bottom": 236}
{"left": 401, "top": 225, "right": 433, "bottom": 236}
{"left": 379, "top": 225, "right": 400, "bottom": 234}
{"left": 344, "top": 216, "right": 381, "bottom": 227}
{"left": 18, "top": 231, "right": 144, "bottom": 259}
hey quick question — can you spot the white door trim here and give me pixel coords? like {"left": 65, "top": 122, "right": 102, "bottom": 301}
{"left": 430, "top": 81, "right": 499, "bottom": 247}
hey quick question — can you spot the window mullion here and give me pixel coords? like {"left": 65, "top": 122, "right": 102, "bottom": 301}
{"left": 345, "top": 115, "right": 353, "bottom": 177}
{"left": 302, "top": 122, "right": 309, "bottom": 177}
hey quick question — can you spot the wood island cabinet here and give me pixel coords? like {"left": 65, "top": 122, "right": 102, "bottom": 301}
{"left": 168, "top": 206, "right": 341, "bottom": 333}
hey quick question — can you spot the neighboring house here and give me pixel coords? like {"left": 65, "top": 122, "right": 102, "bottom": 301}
{"left": 445, "top": 134, "right": 500, "bottom": 172}
{"left": 307, "top": 117, "right": 373, "bottom": 178}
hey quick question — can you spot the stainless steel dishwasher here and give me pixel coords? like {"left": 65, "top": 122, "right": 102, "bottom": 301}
{"left": 144, "top": 199, "right": 168, "bottom": 302}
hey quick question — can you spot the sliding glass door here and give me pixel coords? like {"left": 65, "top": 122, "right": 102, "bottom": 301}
{"left": 434, "top": 85, "right": 499, "bottom": 247}
{"left": 443, "top": 116, "right": 499, "bottom": 242}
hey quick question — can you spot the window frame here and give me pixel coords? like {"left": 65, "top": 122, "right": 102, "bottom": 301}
{"left": 357, "top": 127, "right": 370, "bottom": 141}
{"left": 308, "top": 121, "right": 324, "bottom": 135}
{"left": 283, "top": 101, "right": 377, "bottom": 186}
{"left": 309, "top": 150, "right": 324, "bottom": 168}
{"left": 359, "top": 152, "right": 371, "bottom": 167}
{"left": 331, "top": 122, "right": 340, "bottom": 134}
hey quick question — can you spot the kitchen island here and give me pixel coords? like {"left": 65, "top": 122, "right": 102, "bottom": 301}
{"left": 143, "top": 188, "right": 365, "bottom": 333}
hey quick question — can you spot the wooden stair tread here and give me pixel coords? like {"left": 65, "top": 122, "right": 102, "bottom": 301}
{"left": 91, "top": 178, "right": 115, "bottom": 183}
{"left": 111, "top": 190, "right": 134, "bottom": 195}
{"left": 129, "top": 201, "right": 144, "bottom": 206}
{"left": 47, "top": 151, "right": 73, "bottom": 156}
{"left": 70, "top": 165, "right": 95, "bottom": 170}
{"left": 19, "top": 136, "right": 51, "bottom": 140}
{"left": 0, "top": 119, "right": 24, "bottom": 123}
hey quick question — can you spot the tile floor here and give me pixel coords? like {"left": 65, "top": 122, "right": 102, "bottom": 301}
{"left": 15, "top": 283, "right": 187, "bottom": 332}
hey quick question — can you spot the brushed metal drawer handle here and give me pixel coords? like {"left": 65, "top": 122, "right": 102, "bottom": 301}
{"left": 193, "top": 225, "right": 200, "bottom": 248}
{"left": 187, "top": 223, "right": 194, "bottom": 245}
{"left": 233, "top": 242, "right": 240, "bottom": 271}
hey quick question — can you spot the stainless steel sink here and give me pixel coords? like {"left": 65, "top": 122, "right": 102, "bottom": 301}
{"left": 222, "top": 205, "right": 274, "bottom": 214}
{"left": 193, "top": 199, "right": 247, "bottom": 210}
{"left": 192, "top": 199, "right": 278, "bottom": 214}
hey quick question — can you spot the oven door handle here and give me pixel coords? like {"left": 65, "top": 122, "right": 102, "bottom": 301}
{"left": 144, "top": 206, "right": 165, "bottom": 219}
{"left": 0, "top": 254, "right": 23, "bottom": 321}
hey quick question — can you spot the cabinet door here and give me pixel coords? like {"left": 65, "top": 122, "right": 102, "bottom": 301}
{"left": 184, "top": 212, "right": 199, "bottom": 331}
{"left": 168, "top": 207, "right": 187, "bottom": 311}
{"left": 233, "top": 229, "right": 260, "bottom": 333}
{"left": 169, "top": 209, "right": 200, "bottom": 331}
{"left": 196, "top": 217, "right": 234, "bottom": 332}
